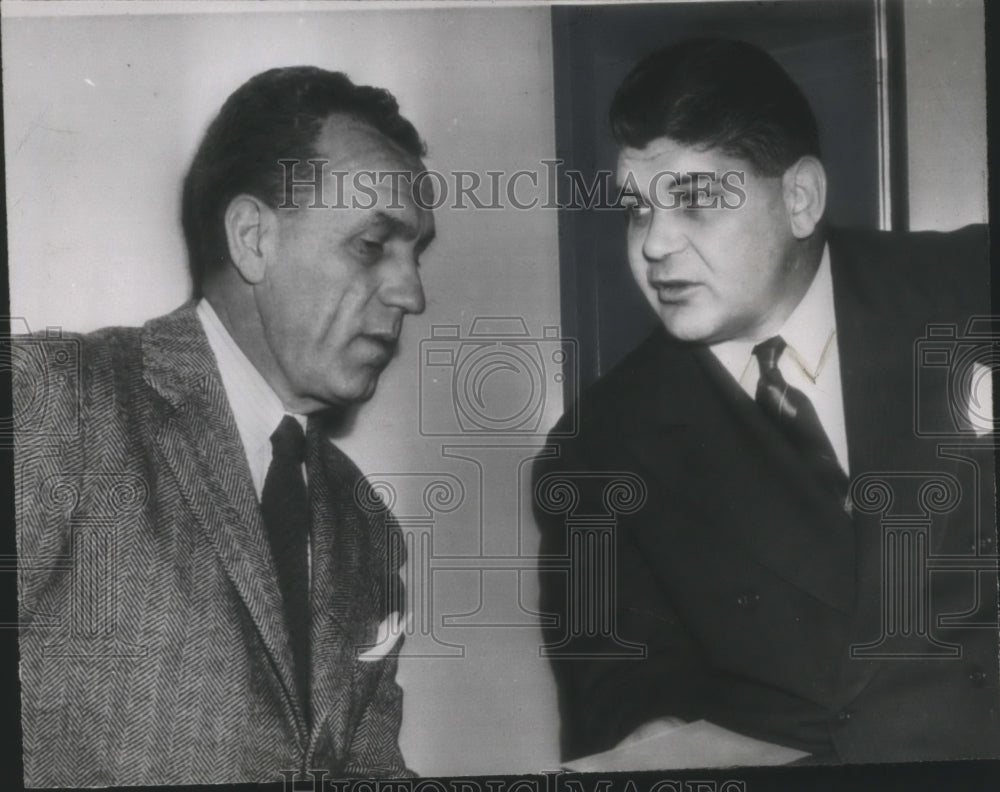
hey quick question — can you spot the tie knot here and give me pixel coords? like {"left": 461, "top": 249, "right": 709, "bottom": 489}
{"left": 753, "top": 336, "right": 787, "bottom": 373}
{"left": 270, "top": 415, "right": 306, "bottom": 463}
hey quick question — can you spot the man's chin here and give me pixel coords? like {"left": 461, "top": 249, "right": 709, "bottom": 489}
{"left": 657, "top": 313, "right": 720, "bottom": 345}
{"left": 335, "top": 372, "right": 382, "bottom": 405}
{"left": 296, "top": 373, "right": 381, "bottom": 413}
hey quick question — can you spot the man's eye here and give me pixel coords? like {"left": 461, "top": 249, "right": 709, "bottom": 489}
{"left": 677, "top": 188, "right": 720, "bottom": 211}
{"left": 670, "top": 190, "right": 704, "bottom": 211}
{"left": 623, "top": 203, "right": 650, "bottom": 222}
{"left": 359, "top": 238, "right": 385, "bottom": 258}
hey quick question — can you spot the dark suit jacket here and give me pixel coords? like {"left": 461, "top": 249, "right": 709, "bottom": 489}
{"left": 535, "top": 225, "right": 999, "bottom": 764}
{"left": 15, "top": 303, "right": 410, "bottom": 786}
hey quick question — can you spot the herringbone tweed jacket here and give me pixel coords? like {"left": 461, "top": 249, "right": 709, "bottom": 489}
{"left": 15, "top": 303, "right": 411, "bottom": 787}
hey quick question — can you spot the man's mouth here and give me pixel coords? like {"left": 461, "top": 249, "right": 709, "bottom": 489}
{"left": 653, "top": 280, "right": 701, "bottom": 302}
{"left": 359, "top": 333, "right": 398, "bottom": 361}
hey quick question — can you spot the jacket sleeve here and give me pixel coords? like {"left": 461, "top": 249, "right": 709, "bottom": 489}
{"left": 13, "top": 334, "right": 90, "bottom": 621}
{"left": 533, "top": 413, "right": 711, "bottom": 761}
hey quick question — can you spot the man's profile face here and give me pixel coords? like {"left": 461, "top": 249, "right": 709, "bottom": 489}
{"left": 617, "top": 136, "right": 803, "bottom": 345}
{"left": 257, "top": 116, "right": 434, "bottom": 409}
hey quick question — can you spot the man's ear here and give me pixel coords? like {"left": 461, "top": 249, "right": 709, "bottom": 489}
{"left": 782, "top": 156, "right": 826, "bottom": 239}
{"left": 223, "top": 194, "right": 276, "bottom": 284}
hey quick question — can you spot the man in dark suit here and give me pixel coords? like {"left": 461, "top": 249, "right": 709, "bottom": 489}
{"left": 535, "top": 39, "right": 998, "bottom": 765}
{"left": 14, "top": 67, "right": 434, "bottom": 785}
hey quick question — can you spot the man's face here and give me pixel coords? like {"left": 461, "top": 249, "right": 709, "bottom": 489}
{"left": 257, "top": 117, "right": 434, "bottom": 410}
{"left": 617, "top": 136, "right": 805, "bottom": 345}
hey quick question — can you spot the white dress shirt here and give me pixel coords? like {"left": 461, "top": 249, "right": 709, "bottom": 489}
{"left": 710, "top": 245, "right": 850, "bottom": 475}
{"left": 196, "top": 299, "right": 308, "bottom": 500}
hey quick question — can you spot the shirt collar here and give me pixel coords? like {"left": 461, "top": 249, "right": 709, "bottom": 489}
{"left": 710, "top": 243, "right": 836, "bottom": 387}
{"left": 196, "top": 300, "right": 305, "bottom": 493}
{"left": 779, "top": 243, "right": 836, "bottom": 382}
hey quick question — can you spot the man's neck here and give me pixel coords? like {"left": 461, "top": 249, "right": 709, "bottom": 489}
{"left": 747, "top": 239, "right": 825, "bottom": 344}
{"left": 202, "top": 286, "right": 296, "bottom": 410}
{"left": 710, "top": 242, "right": 834, "bottom": 388}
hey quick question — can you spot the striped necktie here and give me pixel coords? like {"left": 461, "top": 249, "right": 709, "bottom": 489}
{"left": 753, "top": 336, "right": 848, "bottom": 501}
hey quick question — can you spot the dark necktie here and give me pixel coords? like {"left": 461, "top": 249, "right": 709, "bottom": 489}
{"left": 753, "top": 336, "right": 849, "bottom": 500}
{"left": 260, "top": 415, "right": 311, "bottom": 727}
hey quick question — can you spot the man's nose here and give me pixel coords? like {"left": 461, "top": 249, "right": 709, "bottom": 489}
{"left": 382, "top": 257, "right": 426, "bottom": 315}
{"left": 641, "top": 209, "right": 687, "bottom": 262}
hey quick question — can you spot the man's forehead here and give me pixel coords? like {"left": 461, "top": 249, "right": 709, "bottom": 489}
{"left": 616, "top": 136, "right": 744, "bottom": 179}
{"left": 315, "top": 113, "right": 424, "bottom": 174}
{"left": 615, "top": 137, "right": 750, "bottom": 186}
{"left": 307, "top": 114, "right": 433, "bottom": 219}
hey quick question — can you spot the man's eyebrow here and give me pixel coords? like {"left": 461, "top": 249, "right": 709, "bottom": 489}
{"left": 615, "top": 171, "right": 723, "bottom": 191}
{"left": 672, "top": 172, "right": 723, "bottom": 189}
{"left": 370, "top": 211, "right": 436, "bottom": 250}
{"left": 371, "top": 210, "right": 419, "bottom": 237}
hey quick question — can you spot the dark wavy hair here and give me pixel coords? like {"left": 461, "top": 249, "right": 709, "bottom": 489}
{"left": 181, "top": 66, "right": 426, "bottom": 297}
{"left": 610, "top": 39, "right": 820, "bottom": 176}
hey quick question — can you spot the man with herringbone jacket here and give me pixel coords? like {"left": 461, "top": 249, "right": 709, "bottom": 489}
{"left": 14, "top": 67, "right": 435, "bottom": 786}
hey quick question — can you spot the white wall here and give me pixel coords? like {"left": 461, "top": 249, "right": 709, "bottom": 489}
{"left": 904, "top": 0, "right": 988, "bottom": 230}
{"left": 5, "top": 0, "right": 988, "bottom": 777}
{"left": 4, "top": 4, "right": 563, "bottom": 776}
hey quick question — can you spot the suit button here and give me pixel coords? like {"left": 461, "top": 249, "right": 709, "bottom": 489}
{"left": 735, "top": 591, "right": 760, "bottom": 610}
{"left": 834, "top": 709, "right": 853, "bottom": 725}
{"left": 968, "top": 667, "right": 988, "bottom": 687}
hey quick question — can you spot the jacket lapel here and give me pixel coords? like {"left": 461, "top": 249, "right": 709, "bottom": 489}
{"left": 824, "top": 231, "right": 965, "bottom": 697}
{"left": 140, "top": 304, "right": 307, "bottom": 742}
{"left": 830, "top": 234, "right": 928, "bottom": 486}
{"left": 620, "top": 332, "right": 855, "bottom": 614}
{"left": 829, "top": 231, "right": 967, "bottom": 557}
{"left": 306, "top": 413, "right": 377, "bottom": 763}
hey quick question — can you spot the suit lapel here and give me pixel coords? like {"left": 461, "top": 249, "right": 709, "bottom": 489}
{"left": 825, "top": 232, "right": 959, "bottom": 697}
{"left": 830, "top": 234, "right": 927, "bottom": 484}
{"left": 141, "top": 305, "right": 307, "bottom": 742}
{"left": 306, "top": 413, "right": 377, "bottom": 762}
{"left": 620, "top": 333, "right": 855, "bottom": 613}
{"left": 829, "top": 233, "right": 965, "bottom": 556}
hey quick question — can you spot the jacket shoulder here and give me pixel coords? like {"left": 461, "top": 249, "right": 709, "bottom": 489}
{"left": 548, "top": 328, "right": 683, "bottom": 447}
{"left": 13, "top": 324, "right": 144, "bottom": 442}
{"left": 828, "top": 224, "right": 989, "bottom": 319}
{"left": 828, "top": 224, "right": 988, "bottom": 284}
{"left": 829, "top": 223, "right": 987, "bottom": 253}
